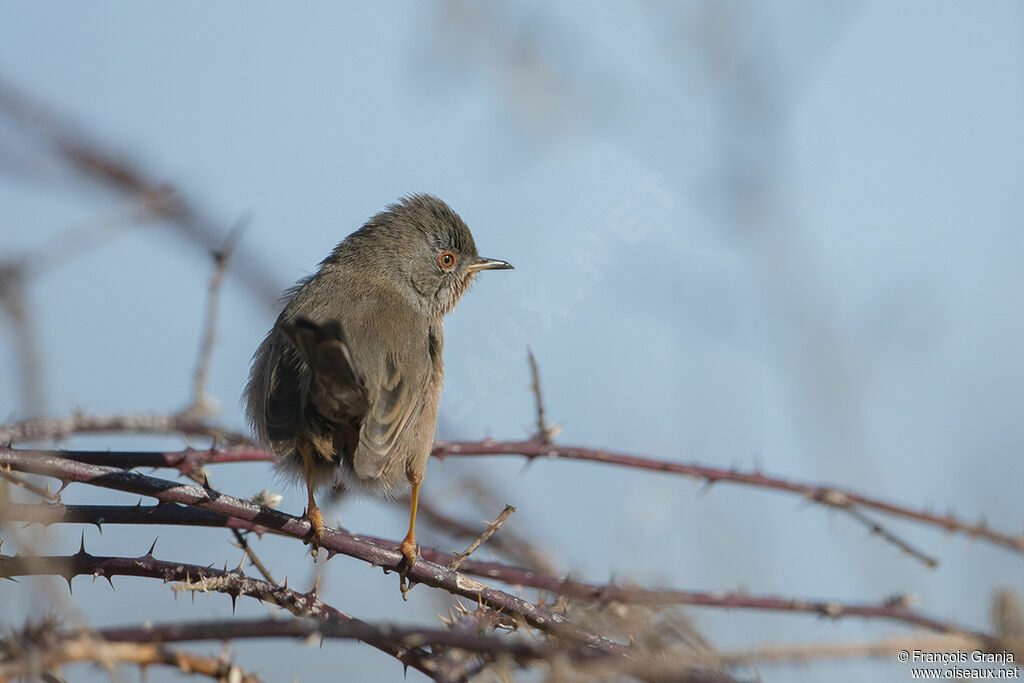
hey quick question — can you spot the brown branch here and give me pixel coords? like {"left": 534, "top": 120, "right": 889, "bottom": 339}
{"left": 449, "top": 504, "right": 516, "bottom": 571}
{"left": 395, "top": 540, "right": 983, "bottom": 636}
{"left": 1, "top": 502, "right": 268, "bottom": 534}
{"left": 15, "top": 615, "right": 740, "bottom": 683}
{"left": 430, "top": 440, "right": 1024, "bottom": 557}
{"left": 8, "top": 433, "right": 1020, "bottom": 562}
{"left": 0, "top": 636, "right": 263, "bottom": 682}
{"left": 0, "top": 413, "right": 252, "bottom": 446}
{"left": 0, "top": 547, "right": 441, "bottom": 680}
{"left": 0, "top": 501, "right": 984, "bottom": 637}
{"left": 0, "top": 447, "right": 626, "bottom": 656}
{"left": 181, "top": 464, "right": 278, "bottom": 584}
{"left": 71, "top": 616, "right": 606, "bottom": 665}
{"left": 27, "top": 440, "right": 1021, "bottom": 560}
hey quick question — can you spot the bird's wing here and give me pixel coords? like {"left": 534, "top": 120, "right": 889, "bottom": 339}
{"left": 262, "top": 339, "right": 310, "bottom": 443}
{"left": 354, "top": 345, "right": 428, "bottom": 479}
{"left": 282, "top": 305, "right": 430, "bottom": 481}
{"left": 284, "top": 318, "right": 369, "bottom": 427}
{"left": 352, "top": 307, "right": 432, "bottom": 479}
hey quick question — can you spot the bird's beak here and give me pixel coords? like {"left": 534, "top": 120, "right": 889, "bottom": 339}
{"left": 466, "top": 256, "right": 514, "bottom": 272}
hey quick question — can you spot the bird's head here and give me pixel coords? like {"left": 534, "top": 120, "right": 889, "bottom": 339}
{"left": 348, "top": 194, "right": 513, "bottom": 317}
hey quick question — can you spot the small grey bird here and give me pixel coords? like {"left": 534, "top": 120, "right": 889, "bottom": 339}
{"left": 244, "top": 194, "right": 512, "bottom": 570}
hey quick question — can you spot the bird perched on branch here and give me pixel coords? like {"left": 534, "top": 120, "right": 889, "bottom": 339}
{"left": 244, "top": 194, "right": 512, "bottom": 576}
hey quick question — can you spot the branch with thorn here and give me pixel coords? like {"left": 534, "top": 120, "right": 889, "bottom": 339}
{"left": 0, "top": 501, "right": 990, "bottom": 637}
{"left": 8, "top": 437, "right": 1019, "bottom": 560}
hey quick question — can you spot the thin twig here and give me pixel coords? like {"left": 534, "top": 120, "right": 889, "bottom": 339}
{"left": 842, "top": 504, "right": 938, "bottom": 568}
{"left": 187, "top": 217, "right": 248, "bottom": 417}
{"left": 527, "top": 348, "right": 558, "bottom": 442}
{"left": 404, "top": 493, "right": 558, "bottom": 574}
{"left": 450, "top": 504, "right": 516, "bottom": 571}
{"left": 0, "top": 77, "right": 283, "bottom": 308}
{"left": 0, "top": 470, "right": 59, "bottom": 502}
{"left": 0, "top": 413, "right": 252, "bottom": 445}
{"left": 0, "top": 263, "right": 45, "bottom": 416}
{"left": 11, "top": 202, "right": 159, "bottom": 278}
{"left": 229, "top": 529, "right": 276, "bottom": 584}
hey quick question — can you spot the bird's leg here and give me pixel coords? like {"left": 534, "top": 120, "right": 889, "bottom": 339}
{"left": 397, "top": 479, "right": 421, "bottom": 598}
{"left": 399, "top": 480, "right": 421, "bottom": 568}
{"left": 298, "top": 439, "right": 324, "bottom": 559}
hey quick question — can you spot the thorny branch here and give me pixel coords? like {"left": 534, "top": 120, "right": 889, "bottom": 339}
{"left": 14, "top": 438, "right": 1022, "bottom": 559}
{"left": 0, "top": 501, "right": 989, "bottom": 637}
{"left": 429, "top": 440, "right": 1024, "bottom": 558}
{"left": 0, "top": 547, "right": 497, "bottom": 681}
{"left": 0, "top": 447, "right": 627, "bottom": 656}
{"left": 1, "top": 69, "right": 1008, "bottom": 683}
{"left": 0, "top": 413, "right": 252, "bottom": 446}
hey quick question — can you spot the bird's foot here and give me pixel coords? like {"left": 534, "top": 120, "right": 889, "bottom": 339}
{"left": 397, "top": 537, "right": 419, "bottom": 600}
{"left": 304, "top": 505, "right": 325, "bottom": 561}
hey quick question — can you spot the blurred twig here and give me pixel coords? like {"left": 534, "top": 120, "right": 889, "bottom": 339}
{"left": 70, "top": 616, "right": 606, "bottom": 666}
{"left": 0, "top": 412, "right": 252, "bottom": 445}
{"left": 0, "top": 77, "right": 282, "bottom": 308}
{"left": 186, "top": 216, "right": 248, "bottom": 418}
{"left": 0, "top": 635, "right": 263, "bottom": 682}
{"left": 710, "top": 633, "right": 990, "bottom": 667}
{"left": 408, "top": 492, "right": 558, "bottom": 574}
{"left": 0, "top": 261, "right": 45, "bottom": 417}
{"left": 527, "top": 348, "right": 558, "bottom": 442}
{"left": 449, "top": 504, "right": 516, "bottom": 571}
{"left": 0, "top": 471, "right": 59, "bottom": 502}
{"left": 842, "top": 504, "right": 937, "bottom": 568}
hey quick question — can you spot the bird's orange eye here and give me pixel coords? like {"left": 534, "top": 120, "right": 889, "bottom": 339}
{"left": 437, "top": 250, "right": 457, "bottom": 272}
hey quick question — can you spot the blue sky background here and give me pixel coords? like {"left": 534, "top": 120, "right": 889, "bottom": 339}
{"left": 1, "top": 2, "right": 1022, "bottom": 681}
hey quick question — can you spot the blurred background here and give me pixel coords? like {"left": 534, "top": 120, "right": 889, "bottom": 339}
{"left": 1, "top": 1, "right": 1022, "bottom": 681}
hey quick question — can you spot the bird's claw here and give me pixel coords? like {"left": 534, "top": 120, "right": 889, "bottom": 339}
{"left": 397, "top": 538, "right": 419, "bottom": 600}
{"left": 304, "top": 506, "right": 325, "bottom": 561}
